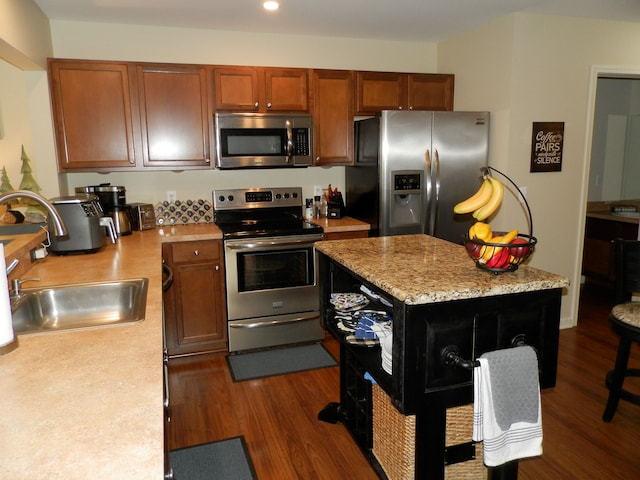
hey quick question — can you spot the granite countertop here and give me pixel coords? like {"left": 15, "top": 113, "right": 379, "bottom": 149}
{"left": 316, "top": 234, "right": 570, "bottom": 305}
{"left": 0, "top": 223, "right": 221, "bottom": 480}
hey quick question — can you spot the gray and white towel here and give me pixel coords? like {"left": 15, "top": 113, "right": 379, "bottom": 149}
{"left": 472, "top": 345, "right": 542, "bottom": 467}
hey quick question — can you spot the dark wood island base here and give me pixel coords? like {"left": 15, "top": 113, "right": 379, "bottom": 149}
{"left": 315, "top": 234, "right": 570, "bottom": 480}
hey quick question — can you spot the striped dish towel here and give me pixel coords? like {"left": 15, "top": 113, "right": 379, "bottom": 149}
{"left": 472, "top": 346, "right": 543, "bottom": 467}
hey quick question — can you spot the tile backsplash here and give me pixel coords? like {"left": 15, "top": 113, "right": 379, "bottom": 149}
{"left": 154, "top": 199, "right": 213, "bottom": 225}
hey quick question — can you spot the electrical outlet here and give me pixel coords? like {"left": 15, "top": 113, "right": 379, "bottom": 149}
{"left": 166, "top": 190, "right": 176, "bottom": 203}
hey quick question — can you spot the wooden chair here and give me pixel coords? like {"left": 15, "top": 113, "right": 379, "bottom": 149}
{"left": 602, "top": 238, "right": 640, "bottom": 422}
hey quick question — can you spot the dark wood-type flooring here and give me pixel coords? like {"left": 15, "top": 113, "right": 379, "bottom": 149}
{"left": 168, "top": 285, "right": 640, "bottom": 479}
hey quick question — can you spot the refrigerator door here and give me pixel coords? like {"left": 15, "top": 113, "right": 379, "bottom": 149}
{"left": 426, "top": 111, "right": 489, "bottom": 244}
{"left": 379, "top": 110, "right": 431, "bottom": 236}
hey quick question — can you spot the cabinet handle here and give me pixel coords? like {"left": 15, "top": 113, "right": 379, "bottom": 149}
{"left": 193, "top": 250, "right": 199, "bottom": 256}
{"left": 398, "top": 106, "right": 403, "bottom": 110}
{"left": 267, "top": 102, "right": 272, "bottom": 109}
{"left": 254, "top": 102, "right": 259, "bottom": 109}
{"left": 215, "top": 265, "right": 219, "bottom": 271}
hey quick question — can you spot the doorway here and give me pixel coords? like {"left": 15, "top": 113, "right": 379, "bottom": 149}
{"left": 580, "top": 67, "right": 640, "bottom": 306}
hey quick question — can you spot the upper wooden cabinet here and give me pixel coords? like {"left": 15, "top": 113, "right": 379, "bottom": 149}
{"left": 312, "top": 70, "right": 354, "bottom": 166}
{"left": 213, "top": 66, "right": 310, "bottom": 112}
{"left": 48, "top": 60, "right": 140, "bottom": 171}
{"left": 136, "top": 64, "right": 212, "bottom": 168}
{"left": 355, "top": 71, "right": 454, "bottom": 114}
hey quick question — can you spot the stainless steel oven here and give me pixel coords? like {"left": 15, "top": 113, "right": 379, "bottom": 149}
{"left": 214, "top": 187, "right": 325, "bottom": 352}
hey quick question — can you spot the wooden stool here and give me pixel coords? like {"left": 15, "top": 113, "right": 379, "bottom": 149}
{"left": 602, "top": 239, "right": 640, "bottom": 422}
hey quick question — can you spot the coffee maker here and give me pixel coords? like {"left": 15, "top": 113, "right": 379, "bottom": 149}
{"left": 75, "top": 184, "right": 132, "bottom": 236}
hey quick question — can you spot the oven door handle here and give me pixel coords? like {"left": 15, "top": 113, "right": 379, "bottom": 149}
{"left": 229, "top": 313, "right": 320, "bottom": 329}
{"left": 225, "top": 237, "right": 322, "bottom": 250}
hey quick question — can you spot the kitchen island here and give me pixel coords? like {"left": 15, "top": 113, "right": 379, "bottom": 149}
{"left": 0, "top": 224, "right": 221, "bottom": 480}
{"left": 316, "top": 234, "right": 569, "bottom": 480}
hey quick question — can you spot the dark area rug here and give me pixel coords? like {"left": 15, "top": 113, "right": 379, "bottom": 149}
{"left": 169, "top": 436, "right": 257, "bottom": 480}
{"left": 227, "top": 343, "right": 338, "bottom": 381}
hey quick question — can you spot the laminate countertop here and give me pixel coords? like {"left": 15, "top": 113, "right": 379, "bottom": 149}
{"left": 316, "top": 234, "right": 570, "bottom": 304}
{"left": 0, "top": 217, "right": 369, "bottom": 479}
{"left": 0, "top": 223, "right": 221, "bottom": 480}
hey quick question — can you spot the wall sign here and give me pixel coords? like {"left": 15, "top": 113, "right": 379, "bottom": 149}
{"left": 530, "top": 122, "right": 564, "bottom": 172}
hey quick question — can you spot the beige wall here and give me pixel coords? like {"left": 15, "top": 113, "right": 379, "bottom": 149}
{"left": 439, "top": 13, "right": 640, "bottom": 328}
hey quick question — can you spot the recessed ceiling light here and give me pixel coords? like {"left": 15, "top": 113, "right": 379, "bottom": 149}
{"left": 263, "top": 1, "right": 279, "bottom": 12}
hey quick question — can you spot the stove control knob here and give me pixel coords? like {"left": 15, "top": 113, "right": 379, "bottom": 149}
{"left": 275, "top": 193, "right": 282, "bottom": 199}
{"left": 218, "top": 195, "right": 225, "bottom": 202}
{"left": 292, "top": 192, "right": 298, "bottom": 199}
{"left": 228, "top": 195, "right": 234, "bottom": 202}
{"left": 284, "top": 193, "right": 290, "bottom": 199}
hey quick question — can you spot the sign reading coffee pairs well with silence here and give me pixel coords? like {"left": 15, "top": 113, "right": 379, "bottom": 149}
{"left": 530, "top": 122, "right": 564, "bottom": 172}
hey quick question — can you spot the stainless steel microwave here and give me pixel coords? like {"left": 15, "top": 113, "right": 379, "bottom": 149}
{"left": 215, "top": 113, "right": 313, "bottom": 169}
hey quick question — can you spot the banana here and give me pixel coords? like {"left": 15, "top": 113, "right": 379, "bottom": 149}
{"left": 472, "top": 176, "right": 504, "bottom": 221}
{"left": 479, "top": 229, "right": 518, "bottom": 262}
{"left": 453, "top": 178, "right": 493, "bottom": 214}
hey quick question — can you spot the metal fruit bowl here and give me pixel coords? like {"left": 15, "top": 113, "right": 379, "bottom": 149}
{"left": 464, "top": 232, "right": 537, "bottom": 274}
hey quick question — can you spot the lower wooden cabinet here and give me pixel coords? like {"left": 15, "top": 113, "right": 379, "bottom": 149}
{"left": 582, "top": 216, "right": 638, "bottom": 287}
{"left": 163, "top": 239, "right": 227, "bottom": 356}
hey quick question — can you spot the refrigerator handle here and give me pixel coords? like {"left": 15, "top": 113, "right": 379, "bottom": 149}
{"left": 429, "top": 149, "right": 441, "bottom": 236}
{"left": 424, "top": 149, "right": 432, "bottom": 234}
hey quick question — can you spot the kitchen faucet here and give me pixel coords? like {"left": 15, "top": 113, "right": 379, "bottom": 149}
{"left": 0, "top": 190, "right": 68, "bottom": 237}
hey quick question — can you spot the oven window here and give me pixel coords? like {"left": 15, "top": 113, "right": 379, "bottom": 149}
{"left": 221, "top": 129, "right": 286, "bottom": 157}
{"left": 237, "top": 248, "right": 313, "bottom": 291}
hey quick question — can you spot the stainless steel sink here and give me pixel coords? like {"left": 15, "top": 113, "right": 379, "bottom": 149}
{"left": 11, "top": 278, "right": 148, "bottom": 335}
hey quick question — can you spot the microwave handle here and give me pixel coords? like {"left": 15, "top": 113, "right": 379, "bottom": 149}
{"left": 286, "top": 120, "right": 293, "bottom": 164}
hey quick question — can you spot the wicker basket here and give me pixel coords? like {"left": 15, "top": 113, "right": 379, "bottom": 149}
{"left": 372, "top": 384, "right": 486, "bottom": 480}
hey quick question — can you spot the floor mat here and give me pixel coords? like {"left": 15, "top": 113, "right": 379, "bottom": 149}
{"left": 227, "top": 343, "right": 338, "bottom": 381}
{"left": 169, "top": 436, "right": 257, "bottom": 480}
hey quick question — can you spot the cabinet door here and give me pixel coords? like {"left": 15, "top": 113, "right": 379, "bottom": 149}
{"left": 408, "top": 74, "right": 454, "bottom": 111}
{"left": 137, "top": 64, "right": 212, "bottom": 168}
{"left": 163, "top": 240, "right": 227, "bottom": 356}
{"left": 355, "top": 71, "right": 406, "bottom": 114}
{"left": 264, "top": 68, "right": 309, "bottom": 112}
{"left": 313, "top": 70, "right": 354, "bottom": 166}
{"left": 213, "top": 66, "right": 261, "bottom": 111}
{"left": 48, "top": 60, "right": 139, "bottom": 171}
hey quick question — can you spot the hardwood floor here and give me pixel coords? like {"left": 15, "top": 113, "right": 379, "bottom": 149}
{"left": 168, "top": 285, "right": 640, "bottom": 479}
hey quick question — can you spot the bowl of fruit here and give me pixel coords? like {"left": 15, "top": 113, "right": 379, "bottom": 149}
{"left": 454, "top": 167, "right": 537, "bottom": 274}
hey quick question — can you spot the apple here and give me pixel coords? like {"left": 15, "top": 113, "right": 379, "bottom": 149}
{"left": 466, "top": 241, "right": 483, "bottom": 259}
{"left": 509, "top": 237, "right": 532, "bottom": 259}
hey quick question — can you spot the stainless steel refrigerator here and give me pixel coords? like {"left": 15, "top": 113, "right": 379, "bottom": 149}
{"left": 346, "top": 110, "right": 490, "bottom": 243}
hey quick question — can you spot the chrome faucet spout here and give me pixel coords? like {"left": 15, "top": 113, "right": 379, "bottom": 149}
{"left": 0, "top": 190, "right": 68, "bottom": 237}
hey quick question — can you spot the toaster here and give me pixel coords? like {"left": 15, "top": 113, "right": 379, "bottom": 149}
{"left": 48, "top": 195, "right": 106, "bottom": 254}
{"left": 127, "top": 203, "right": 156, "bottom": 231}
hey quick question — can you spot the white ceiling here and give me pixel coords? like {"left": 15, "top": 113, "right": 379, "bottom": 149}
{"left": 33, "top": 0, "right": 640, "bottom": 43}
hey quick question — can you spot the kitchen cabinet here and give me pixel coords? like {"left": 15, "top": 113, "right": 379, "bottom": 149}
{"left": 136, "top": 64, "right": 212, "bottom": 168}
{"left": 213, "top": 66, "right": 310, "bottom": 112}
{"left": 162, "top": 239, "right": 227, "bottom": 356}
{"left": 48, "top": 59, "right": 140, "bottom": 171}
{"left": 582, "top": 216, "right": 639, "bottom": 287}
{"left": 312, "top": 70, "right": 354, "bottom": 166}
{"left": 355, "top": 71, "right": 454, "bottom": 114}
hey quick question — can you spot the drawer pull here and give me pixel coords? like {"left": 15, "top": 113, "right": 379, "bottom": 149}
{"left": 194, "top": 250, "right": 199, "bottom": 256}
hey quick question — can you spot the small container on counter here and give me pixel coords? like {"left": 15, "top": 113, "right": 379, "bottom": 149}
{"left": 305, "top": 198, "right": 314, "bottom": 219}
